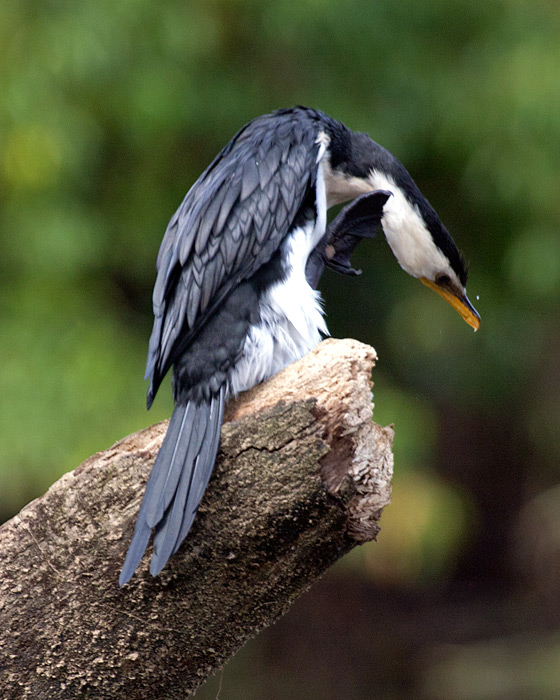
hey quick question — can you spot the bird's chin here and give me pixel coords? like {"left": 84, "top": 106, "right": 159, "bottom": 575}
{"left": 419, "top": 277, "right": 481, "bottom": 331}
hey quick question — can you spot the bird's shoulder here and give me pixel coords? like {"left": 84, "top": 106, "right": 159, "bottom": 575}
{"left": 146, "top": 109, "right": 325, "bottom": 402}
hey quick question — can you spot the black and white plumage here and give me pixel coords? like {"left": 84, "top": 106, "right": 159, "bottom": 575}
{"left": 119, "top": 106, "right": 480, "bottom": 585}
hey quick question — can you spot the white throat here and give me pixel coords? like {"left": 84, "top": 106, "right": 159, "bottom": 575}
{"left": 368, "top": 170, "right": 450, "bottom": 280}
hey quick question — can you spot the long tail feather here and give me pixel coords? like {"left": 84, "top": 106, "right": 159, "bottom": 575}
{"left": 150, "top": 386, "right": 225, "bottom": 575}
{"left": 119, "top": 387, "right": 226, "bottom": 586}
{"left": 171, "top": 389, "right": 225, "bottom": 555}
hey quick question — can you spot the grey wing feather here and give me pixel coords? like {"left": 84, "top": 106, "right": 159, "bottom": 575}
{"left": 145, "top": 112, "right": 321, "bottom": 404}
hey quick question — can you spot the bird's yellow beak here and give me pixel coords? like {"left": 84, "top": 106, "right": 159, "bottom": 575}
{"left": 419, "top": 277, "right": 481, "bottom": 331}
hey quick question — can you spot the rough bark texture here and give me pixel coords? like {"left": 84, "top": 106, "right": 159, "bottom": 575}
{"left": 0, "top": 338, "right": 393, "bottom": 700}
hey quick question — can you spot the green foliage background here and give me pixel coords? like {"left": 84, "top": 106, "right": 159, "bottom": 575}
{"left": 2, "top": 1, "right": 559, "bottom": 697}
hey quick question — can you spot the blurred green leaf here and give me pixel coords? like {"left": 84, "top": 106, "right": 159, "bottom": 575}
{"left": 1, "top": 0, "right": 559, "bottom": 599}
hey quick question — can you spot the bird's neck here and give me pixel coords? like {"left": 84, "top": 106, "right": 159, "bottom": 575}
{"left": 321, "top": 153, "right": 375, "bottom": 207}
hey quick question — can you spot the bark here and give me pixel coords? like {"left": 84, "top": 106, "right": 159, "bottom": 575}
{"left": 0, "top": 338, "right": 393, "bottom": 699}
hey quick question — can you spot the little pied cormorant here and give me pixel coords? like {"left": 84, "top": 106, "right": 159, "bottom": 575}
{"left": 119, "top": 106, "right": 480, "bottom": 585}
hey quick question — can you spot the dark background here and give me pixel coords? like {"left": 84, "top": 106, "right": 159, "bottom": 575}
{"left": 2, "top": 1, "right": 559, "bottom": 698}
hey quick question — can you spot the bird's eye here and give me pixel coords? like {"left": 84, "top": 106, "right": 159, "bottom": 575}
{"left": 436, "top": 274, "right": 451, "bottom": 287}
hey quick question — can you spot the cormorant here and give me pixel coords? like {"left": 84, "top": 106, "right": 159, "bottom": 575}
{"left": 119, "top": 106, "right": 480, "bottom": 585}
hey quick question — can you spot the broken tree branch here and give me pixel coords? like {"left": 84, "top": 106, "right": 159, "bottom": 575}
{"left": 0, "top": 338, "right": 393, "bottom": 699}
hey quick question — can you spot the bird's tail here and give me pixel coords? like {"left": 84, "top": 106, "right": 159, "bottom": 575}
{"left": 119, "top": 386, "right": 226, "bottom": 586}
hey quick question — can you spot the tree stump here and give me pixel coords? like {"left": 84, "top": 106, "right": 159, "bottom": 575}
{"left": 0, "top": 338, "right": 393, "bottom": 699}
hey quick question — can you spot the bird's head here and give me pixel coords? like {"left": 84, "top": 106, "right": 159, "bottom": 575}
{"left": 369, "top": 166, "right": 480, "bottom": 331}
{"left": 323, "top": 128, "right": 481, "bottom": 331}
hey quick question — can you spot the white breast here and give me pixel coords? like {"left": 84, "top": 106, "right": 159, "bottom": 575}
{"left": 228, "top": 162, "right": 329, "bottom": 396}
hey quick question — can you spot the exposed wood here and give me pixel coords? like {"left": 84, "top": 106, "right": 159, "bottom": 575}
{"left": 0, "top": 338, "right": 393, "bottom": 699}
